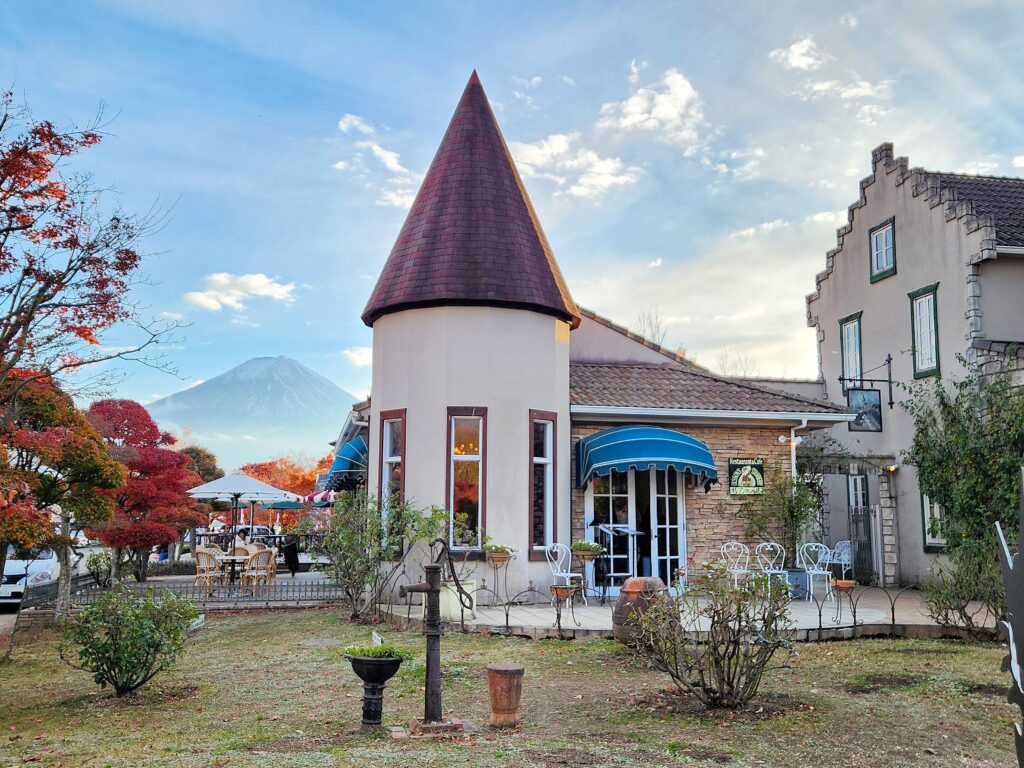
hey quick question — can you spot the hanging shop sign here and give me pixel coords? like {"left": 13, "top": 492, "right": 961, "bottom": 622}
{"left": 728, "top": 458, "right": 765, "bottom": 495}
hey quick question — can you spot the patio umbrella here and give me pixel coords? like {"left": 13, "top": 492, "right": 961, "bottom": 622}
{"left": 188, "top": 473, "right": 301, "bottom": 541}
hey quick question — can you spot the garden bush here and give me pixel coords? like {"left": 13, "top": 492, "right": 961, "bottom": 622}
{"left": 60, "top": 587, "right": 199, "bottom": 696}
{"left": 632, "top": 563, "right": 793, "bottom": 709}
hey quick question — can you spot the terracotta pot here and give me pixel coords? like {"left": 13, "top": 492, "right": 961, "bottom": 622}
{"left": 573, "top": 550, "right": 596, "bottom": 563}
{"left": 551, "top": 584, "right": 577, "bottom": 602}
{"left": 832, "top": 579, "right": 856, "bottom": 592}
{"left": 486, "top": 550, "right": 512, "bottom": 568}
{"left": 486, "top": 663, "right": 525, "bottom": 728}
{"left": 611, "top": 576, "right": 667, "bottom": 645}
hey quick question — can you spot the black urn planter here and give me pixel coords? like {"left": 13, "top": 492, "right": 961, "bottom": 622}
{"left": 346, "top": 655, "right": 404, "bottom": 732}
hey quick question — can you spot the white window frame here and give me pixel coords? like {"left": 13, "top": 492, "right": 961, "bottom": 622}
{"left": 910, "top": 286, "right": 939, "bottom": 377}
{"left": 531, "top": 418, "right": 554, "bottom": 552}
{"left": 449, "top": 414, "right": 483, "bottom": 550}
{"left": 840, "top": 314, "right": 862, "bottom": 386}
{"left": 921, "top": 493, "right": 947, "bottom": 550}
{"left": 870, "top": 221, "right": 895, "bottom": 277}
{"left": 382, "top": 418, "right": 402, "bottom": 507}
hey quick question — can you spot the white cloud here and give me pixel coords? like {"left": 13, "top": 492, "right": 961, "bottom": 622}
{"left": 375, "top": 187, "right": 418, "bottom": 208}
{"left": 184, "top": 273, "right": 296, "bottom": 312}
{"left": 512, "top": 90, "right": 534, "bottom": 106}
{"left": 559, "top": 75, "right": 576, "bottom": 86}
{"left": 857, "top": 104, "right": 892, "bottom": 125}
{"left": 342, "top": 346, "right": 373, "bottom": 368}
{"left": 629, "top": 59, "right": 649, "bottom": 84}
{"left": 356, "top": 140, "right": 412, "bottom": 176}
{"left": 840, "top": 14, "right": 858, "bottom": 28}
{"left": 1014, "top": 156, "right": 1024, "bottom": 168}
{"left": 512, "top": 75, "right": 542, "bottom": 89}
{"left": 332, "top": 160, "right": 350, "bottom": 171}
{"left": 722, "top": 147, "right": 765, "bottom": 180}
{"left": 338, "top": 114, "right": 375, "bottom": 135}
{"left": 769, "top": 36, "right": 828, "bottom": 71}
{"left": 596, "top": 68, "right": 707, "bottom": 155}
{"left": 647, "top": 258, "right": 662, "bottom": 268}
{"left": 160, "top": 311, "right": 185, "bottom": 321}
{"left": 806, "top": 210, "right": 847, "bottom": 226}
{"left": 509, "top": 132, "right": 643, "bottom": 199}
{"left": 955, "top": 155, "right": 1001, "bottom": 175}
{"left": 799, "top": 74, "right": 894, "bottom": 101}
{"left": 729, "top": 218, "right": 790, "bottom": 238}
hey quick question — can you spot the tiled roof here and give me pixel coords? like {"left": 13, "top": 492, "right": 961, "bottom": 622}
{"left": 569, "top": 362, "right": 845, "bottom": 414}
{"left": 927, "top": 172, "right": 1024, "bottom": 247}
{"left": 361, "top": 71, "right": 580, "bottom": 328}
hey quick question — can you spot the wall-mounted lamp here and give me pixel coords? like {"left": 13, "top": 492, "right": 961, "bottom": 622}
{"left": 777, "top": 435, "right": 804, "bottom": 446}
{"left": 885, "top": 463, "right": 899, "bottom": 473}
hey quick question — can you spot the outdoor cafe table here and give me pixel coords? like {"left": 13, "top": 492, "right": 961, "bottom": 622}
{"left": 216, "top": 554, "right": 249, "bottom": 585}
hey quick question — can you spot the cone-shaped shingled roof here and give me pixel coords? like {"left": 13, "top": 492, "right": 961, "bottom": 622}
{"left": 361, "top": 71, "right": 580, "bottom": 328}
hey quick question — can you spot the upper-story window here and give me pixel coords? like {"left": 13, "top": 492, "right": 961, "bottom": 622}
{"left": 909, "top": 283, "right": 939, "bottom": 378}
{"left": 530, "top": 412, "right": 555, "bottom": 554}
{"left": 449, "top": 409, "right": 485, "bottom": 550}
{"left": 921, "top": 492, "right": 947, "bottom": 552}
{"left": 869, "top": 219, "right": 896, "bottom": 282}
{"left": 839, "top": 312, "right": 862, "bottom": 387}
{"left": 380, "top": 410, "right": 405, "bottom": 506}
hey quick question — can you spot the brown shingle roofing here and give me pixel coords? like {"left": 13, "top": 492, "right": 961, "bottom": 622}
{"left": 570, "top": 362, "right": 845, "bottom": 413}
{"left": 361, "top": 71, "right": 580, "bottom": 328}
{"left": 927, "top": 172, "right": 1024, "bottom": 247}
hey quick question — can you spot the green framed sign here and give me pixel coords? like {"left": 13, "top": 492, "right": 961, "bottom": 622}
{"left": 728, "top": 458, "right": 765, "bottom": 495}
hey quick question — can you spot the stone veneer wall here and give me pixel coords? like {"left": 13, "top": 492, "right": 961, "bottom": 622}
{"left": 569, "top": 422, "right": 794, "bottom": 568}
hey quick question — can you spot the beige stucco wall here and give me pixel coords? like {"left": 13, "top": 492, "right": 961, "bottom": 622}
{"left": 806, "top": 156, "right": 987, "bottom": 583}
{"left": 569, "top": 314, "right": 678, "bottom": 364}
{"left": 979, "top": 257, "right": 1024, "bottom": 342}
{"left": 369, "top": 305, "right": 571, "bottom": 594}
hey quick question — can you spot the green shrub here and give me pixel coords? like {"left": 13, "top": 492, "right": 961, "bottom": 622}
{"left": 60, "top": 588, "right": 199, "bottom": 696}
{"left": 342, "top": 644, "right": 414, "bottom": 662}
{"left": 632, "top": 562, "right": 793, "bottom": 709}
{"left": 570, "top": 540, "right": 606, "bottom": 554}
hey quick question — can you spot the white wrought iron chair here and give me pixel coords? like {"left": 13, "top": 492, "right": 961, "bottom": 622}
{"left": 798, "top": 542, "right": 833, "bottom": 601}
{"left": 546, "top": 543, "right": 586, "bottom": 606}
{"left": 720, "top": 541, "right": 749, "bottom": 588}
{"left": 754, "top": 542, "right": 788, "bottom": 598}
{"left": 830, "top": 540, "right": 853, "bottom": 580}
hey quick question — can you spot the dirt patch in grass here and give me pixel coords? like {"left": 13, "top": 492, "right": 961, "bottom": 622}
{"left": 962, "top": 681, "right": 1008, "bottom": 697}
{"left": 90, "top": 683, "right": 201, "bottom": 707}
{"left": 629, "top": 686, "right": 813, "bottom": 720}
{"left": 843, "top": 673, "right": 922, "bottom": 694}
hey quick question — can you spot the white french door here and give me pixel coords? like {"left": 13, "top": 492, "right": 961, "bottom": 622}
{"left": 650, "top": 469, "right": 687, "bottom": 592}
{"left": 584, "top": 468, "right": 687, "bottom": 597}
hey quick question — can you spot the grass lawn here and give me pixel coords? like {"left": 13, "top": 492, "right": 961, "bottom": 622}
{"left": 0, "top": 608, "right": 1015, "bottom": 767}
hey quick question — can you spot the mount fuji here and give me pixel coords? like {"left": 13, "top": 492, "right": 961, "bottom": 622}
{"left": 146, "top": 356, "right": 358, "bottom": 470}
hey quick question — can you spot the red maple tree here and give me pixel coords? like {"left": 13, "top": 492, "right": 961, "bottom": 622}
{"left": 0, "top": 479, "right": 52, "bottom": 579}
{"left": 237, "top": 454, "right": 330, "bottom": 527}
{"left": 0, "top": 92, "right": 176, "bottom": 404}
{"left": 85, "top": 399, "right": 203, "bottom": 581}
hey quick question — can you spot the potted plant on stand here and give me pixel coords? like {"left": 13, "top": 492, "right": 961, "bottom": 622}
{"left": 343, "top": 644, "right": 413, "bottom": 733}
{"left": 740, "top": 469, "right": 822, "bottom": 598}
{"left": 571, "top": 540, "right": 605, "bottom": 564}
{"left": 482, "top": 542, "right": 515, "bottom": 568}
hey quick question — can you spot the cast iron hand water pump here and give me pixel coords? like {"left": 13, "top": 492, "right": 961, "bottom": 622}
{"left": 399, "top": 537, "right": 474, "bottom": 724}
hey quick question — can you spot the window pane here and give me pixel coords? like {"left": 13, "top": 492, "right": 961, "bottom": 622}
{"left": 593, "top": 496, "right": 610, "bottom": 524}
{"left": 533, "top": 421, "right": 549, "bottom": 459}
{"left": 385, "top": 420, "right": 402, "bottom": 458}
{"left": 611, "top": 470, "right": 628, "bottom": 495}
{"left": 532, "top": 462, "right": 547, "bottom": 547}
{"left": 451, "top": 460, "right": 480, "bottom": 545}
{"left": 453, "top": 417, "right": 480, "bottom": 456}
{"left": 592, "top": 474, "right": 608, "bottom": 495}
{"left": 612, "top": 495, "right": 629, "bottom": 524}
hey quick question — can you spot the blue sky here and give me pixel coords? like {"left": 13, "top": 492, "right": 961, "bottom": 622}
{"left": 2, "top": 1, "right": 1022, "bottom": 402}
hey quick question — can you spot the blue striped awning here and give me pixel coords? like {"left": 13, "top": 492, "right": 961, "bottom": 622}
{"left": 328, "top": 436, "right": 368, "bottom": 478}
{"left": 576, "top": 425, "right": 718, "bottom": 488}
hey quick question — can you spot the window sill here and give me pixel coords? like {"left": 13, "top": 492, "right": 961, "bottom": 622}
{"left": 869, "top": 266, "right": 897, "bottom": 283}
{"left": 924, "top": 544, "right": 947, "bottom": 554}
{"left": 913, "top": 367, "right": 940, "bottom": 380}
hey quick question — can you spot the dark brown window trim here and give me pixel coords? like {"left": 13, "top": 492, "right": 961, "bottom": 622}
{"left": 378, "top": 408, "right": 406, "bottom": 505}
{"left": 528, "top": 409, "right": 558, "bottom": 561}
{"left": 446, "top": 406, "right": 487, "bottom": 551}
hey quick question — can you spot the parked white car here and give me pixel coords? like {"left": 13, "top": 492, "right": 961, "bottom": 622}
{"left": 1, "top": 542, "right": 92, "bottom": 606}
